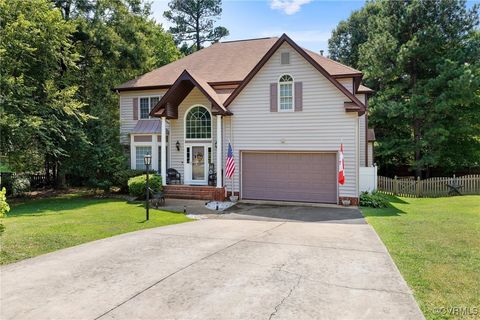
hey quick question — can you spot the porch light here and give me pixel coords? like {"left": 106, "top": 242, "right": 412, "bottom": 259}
{"left": 144, "top": 153, "right": 152, "bottom": 166}
{"left": 176, "top": 140, "right": 180, "bottom": 151}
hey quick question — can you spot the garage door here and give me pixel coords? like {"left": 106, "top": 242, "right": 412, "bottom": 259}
{"left": 241, "top": 152, "right": 337, "bottom": 203}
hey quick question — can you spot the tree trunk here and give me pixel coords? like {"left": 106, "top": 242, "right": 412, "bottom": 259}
{"left": 414, "top": 117, "right": 422, "bottom": 178}
{"left": 195, "top": 16, "right": 200, "bottom": 50}
{"left": 56, "top": 162, "right": 66, "bottom": 189}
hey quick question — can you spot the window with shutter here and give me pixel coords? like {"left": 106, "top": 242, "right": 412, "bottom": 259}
{"left": 278, "top": 74, "right": 294, "bottom": 111}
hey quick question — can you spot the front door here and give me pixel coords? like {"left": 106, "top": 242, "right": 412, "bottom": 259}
{"left": 185, "top": 144, "right": 210, "bottom": 185}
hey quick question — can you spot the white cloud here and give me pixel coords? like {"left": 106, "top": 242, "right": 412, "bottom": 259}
{"left": 259, "top": 30, "right": 331, "bottom": 43}
{"left": 270, "top": 0, "right": 312, "bottom": 15}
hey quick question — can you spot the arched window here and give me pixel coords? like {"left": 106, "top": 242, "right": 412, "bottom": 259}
{"left": 279, "top": 74, "right": 294, "bottom": 111}
{"left": 185, "top": 106, "right": 211, "bottom": 139}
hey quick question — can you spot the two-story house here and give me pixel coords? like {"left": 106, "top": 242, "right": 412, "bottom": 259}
{"left": 115, "top": 34, "right": 375, "bottom": 204}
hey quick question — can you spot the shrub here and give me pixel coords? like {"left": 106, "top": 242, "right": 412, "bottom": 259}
{"left": 96, "top": 180, "right": 113, "bottom": 192}
{"left": 0, "top": 187, "right": 10, "bottom": 235}
{"left": 128, "top": 174, "right": 162, "bottom": 198}
{"left": 12, "top": 176, "right": 30, "bottom": 196}
{"left": 360, "top": 191, "right": 389, "bottom": 208}
{"left": 113, "top": 169, "right": 156, "bottom": 193}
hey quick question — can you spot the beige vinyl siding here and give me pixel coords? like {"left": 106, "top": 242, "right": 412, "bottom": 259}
{"left": 169, "top": 88, "right": 217, "bottom": 179}
{"left": 368, "top": 142, "right": 374, "bottom": 166}
{"left": 119, "top": 89, "right": 167, "bottom": 144}
{"left": 355, "top": 94, "right": 366, "bottom": 167}
{"left": 359, "top": 114, "right": 366, "bottom": 166}
{"left": 225, "top": 42, "right": 359, "bottom": 198}
{"left": 337, "top": 78, "right": 354, "bottom": 93}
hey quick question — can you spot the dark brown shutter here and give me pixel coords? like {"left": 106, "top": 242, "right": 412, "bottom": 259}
{"left": 133, "top": 98, "right": 138, "bottom": 120}
{"left": 270, "top": 83, "right": 278, "bottom": 112}
{"left": 294, "top": 82, "right": 303, "bottom": 112}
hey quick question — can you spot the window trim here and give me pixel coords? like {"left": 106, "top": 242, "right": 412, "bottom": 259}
{"left": 184, "top": 104, "right": 213, "bottom": 141}
{"left": 138, "top": 96, "right": 161, "bottom": 120}
{"left": 277, "top": 74, "right": 294, "bottom": 112}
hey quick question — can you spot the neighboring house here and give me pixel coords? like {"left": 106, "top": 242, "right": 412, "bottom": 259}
{"left": 115, "top": 34, "right": 375, "bottom": 204}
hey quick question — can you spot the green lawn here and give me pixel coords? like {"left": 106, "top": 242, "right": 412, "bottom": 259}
{"left": 362, "top": 195, "right": 480, "bottom": 320}
{"left": 0, "top": 194, "right": 191, "bottom": 265}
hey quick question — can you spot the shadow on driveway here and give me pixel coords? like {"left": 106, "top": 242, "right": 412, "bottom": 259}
{"left": 222, "top": 202, "right": 365, "bottom": 224}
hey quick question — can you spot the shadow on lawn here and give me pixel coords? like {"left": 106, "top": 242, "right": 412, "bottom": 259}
{"left": 361, "top": 194, "right": 408, "bottom": 217}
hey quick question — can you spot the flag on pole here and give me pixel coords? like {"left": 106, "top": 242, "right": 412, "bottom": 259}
{"left": 226, "top": 142, "right": 235, "bottom": 179}
{"left": 338, "top": 143, "right": 345, "bottom": 185}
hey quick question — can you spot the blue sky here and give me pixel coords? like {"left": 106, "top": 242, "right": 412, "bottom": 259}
{"left": 150, "top": 0, "right": 479, "bottom": 54}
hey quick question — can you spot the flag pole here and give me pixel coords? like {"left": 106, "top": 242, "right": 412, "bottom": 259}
{"left": 230, "top": 139, "right": 234, "bottom": 199}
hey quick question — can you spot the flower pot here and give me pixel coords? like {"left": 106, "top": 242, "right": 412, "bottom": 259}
{"left": 341, "top": 199, "right": 351, "bottom": 206}
{"left": 229, "top": 195, "right": 238, "bottom": 202}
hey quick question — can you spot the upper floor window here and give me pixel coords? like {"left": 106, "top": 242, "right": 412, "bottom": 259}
{"left": 139, "top": 96, "right": 160, "bottom": 119}
{"left": 279, "top": 74, "right": 294, "bottom": 111}
{"left": 185, "top": 106, "right": 211, "bottom": 139}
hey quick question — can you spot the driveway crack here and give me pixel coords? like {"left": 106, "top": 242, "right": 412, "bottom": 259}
{"left": 94, "top": 221, "right": 286, "bottom": 320}
{"left": 268, "top": 274, "right": 301, "bottom": 320}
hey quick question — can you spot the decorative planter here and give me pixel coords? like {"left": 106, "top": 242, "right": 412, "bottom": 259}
{"left": 229, "top": 195, "right": 239, "bottom": 202}
{"left": 341, "top": 199, "right": 351, "bottom": 206}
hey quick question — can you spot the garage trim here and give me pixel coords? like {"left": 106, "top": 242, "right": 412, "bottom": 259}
{"left": 239, "top": 150, "right": 339, "bottom": 204}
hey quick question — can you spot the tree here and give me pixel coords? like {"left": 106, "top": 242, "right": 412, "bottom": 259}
{"left": 164, "top": 0, "right": 229, "bottom": 51}
{"left": 0, "top": 0, "right": 90, "bottom": 184}
{"left": 53, "top": 0, "right": 181, "bottom": 186}
{"left": 329, "top": 0, "right": 480, "bottom": 176}
{"left": 1, "top": 0, "right": 180, "bottom": 188}
{"left": 328, "top": 2, "right": 380, "bottom": 69}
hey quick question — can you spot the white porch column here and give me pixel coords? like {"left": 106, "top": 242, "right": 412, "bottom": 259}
{"left": 161, "top": 117, "right": 167, "bottom": 186}
{"left": 216, "top": 115, "right": 222, "bottom": 188}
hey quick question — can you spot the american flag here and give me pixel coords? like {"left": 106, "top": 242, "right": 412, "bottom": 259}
{"left": 225, "top": 142, "right": 235, "bottom": 179}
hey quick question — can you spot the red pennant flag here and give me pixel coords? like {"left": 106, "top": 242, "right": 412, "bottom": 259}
{"left": 338, "top": 144, "right": 345, "bottom": 185}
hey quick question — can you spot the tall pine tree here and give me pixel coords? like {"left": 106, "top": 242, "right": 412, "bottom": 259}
{"left": 164, "top": 0, "right": 229, "bottom": 53}
{"left": 329, "top": 0, "right": 480, "bottom": 176}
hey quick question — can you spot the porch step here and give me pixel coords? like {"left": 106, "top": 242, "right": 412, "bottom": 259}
{"left": 164, "top": 185, "right": 225, "bottom": 201}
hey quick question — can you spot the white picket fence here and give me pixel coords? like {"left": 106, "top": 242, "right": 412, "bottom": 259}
{"left": 378, "top": 174, "right": 480, "bottom": 198}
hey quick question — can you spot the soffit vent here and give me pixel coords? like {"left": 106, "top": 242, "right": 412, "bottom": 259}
{"left": 281, "top": 52, "right": 290, "bottom": 65}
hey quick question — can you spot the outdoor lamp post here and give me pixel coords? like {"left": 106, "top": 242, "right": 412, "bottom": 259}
{"left": 144, "top": 153, "right": 152, "bottom": 221}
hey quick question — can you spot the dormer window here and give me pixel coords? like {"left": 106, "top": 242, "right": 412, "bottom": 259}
{"left": 278, "top": 74, "right": 294, "bottom": 111}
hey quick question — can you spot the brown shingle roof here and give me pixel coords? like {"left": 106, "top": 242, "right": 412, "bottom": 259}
{"left": 304, "top": 49, "right": 362, "bottom": 76}
{"left": 115, "top": 36, "right": 363, "bottom": 91}
{"left": 116, "top": 37, "right": 278, "bottom": 90}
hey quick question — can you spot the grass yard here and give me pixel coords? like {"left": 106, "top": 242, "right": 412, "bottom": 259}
{"left": 0, "top": 194, "right": 191, "bottom": 265}
{"left": 362, "top": 195, "right": 480, "bottom": 320}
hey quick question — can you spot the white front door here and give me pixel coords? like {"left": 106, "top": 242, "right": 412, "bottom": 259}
{"left": 184, "top": 144, "right": 211, "bottom": 185}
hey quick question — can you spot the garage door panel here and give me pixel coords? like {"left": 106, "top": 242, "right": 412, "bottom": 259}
{"left": 242, "top": 152, "right": 337, "bottom": 203}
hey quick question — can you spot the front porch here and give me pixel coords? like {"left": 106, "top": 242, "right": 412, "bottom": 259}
{"left": 164, "top": 185, "right": 226, "bottom": 201}
{"left": 149, "top": 69, "right": 233, "bottom": 193}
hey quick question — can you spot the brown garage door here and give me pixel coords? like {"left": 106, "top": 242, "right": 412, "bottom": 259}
{"left": 241, "top": 152, "right": 337, "bottom": 203}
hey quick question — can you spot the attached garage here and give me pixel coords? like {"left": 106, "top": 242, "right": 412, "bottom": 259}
{"left": 241, "top": 152, "right": 338, "bottom": 203}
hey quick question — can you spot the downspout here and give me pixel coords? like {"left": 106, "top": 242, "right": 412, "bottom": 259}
{"left": 365, "top": 97, "right": 369, "bottom": 166}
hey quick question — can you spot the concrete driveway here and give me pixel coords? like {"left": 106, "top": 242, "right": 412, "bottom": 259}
{"left": 1, "top": 206, "right": 424, "bottom": 320}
